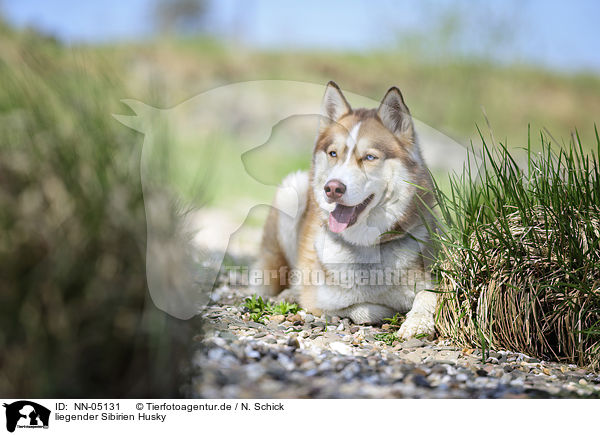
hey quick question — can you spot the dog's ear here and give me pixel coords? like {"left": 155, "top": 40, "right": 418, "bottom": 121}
{"left": 377, "top": 87, "right": 414, "bottom": 142}
{"left": 320, "top": 81, "right": 352, "bottom": 124}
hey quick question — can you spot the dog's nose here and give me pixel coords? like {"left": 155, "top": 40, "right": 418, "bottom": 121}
{"left": 324, "top": 179, "right": 346, "bottom": 200}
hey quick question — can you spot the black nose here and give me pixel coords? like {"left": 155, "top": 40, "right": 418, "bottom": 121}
{"left": 324, "top": 179, "right": 346, "bottom": 200}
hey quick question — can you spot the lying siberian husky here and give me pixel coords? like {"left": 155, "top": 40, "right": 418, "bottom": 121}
{"left": 255, "top": 81, "right": 437, "bottom": 340}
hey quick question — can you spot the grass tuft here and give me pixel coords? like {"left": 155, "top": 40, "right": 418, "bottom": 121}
{"left": 383, "top": 313, "right": 406, "bottom": 326}
{"left": 432, "top": 126, "right": 600, "bottom": 368}
{"left": 374, "top": 332, "right": 399, "bottom": 346}
{"left": 242, "top": 295, "right": 300, "bottom": 324}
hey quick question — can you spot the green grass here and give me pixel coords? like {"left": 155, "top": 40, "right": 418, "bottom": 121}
{"left": 242, "top": 294, "right": 300, "bottom": 324}
{"left": 373, "top": 313, "right": 407, "bottom": 345}
{"left": 374, "top": 332, "right": 399, "bottom": 346}
{"left": 432, "top": 126, "right": 600, "bottom": 368}
{"left": 383, "top": 312, "right": 406, "bottom": 326}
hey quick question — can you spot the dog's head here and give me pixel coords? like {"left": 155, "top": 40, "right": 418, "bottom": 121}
{"left": 312, "top": 81, "right": 430, "bottom": 246}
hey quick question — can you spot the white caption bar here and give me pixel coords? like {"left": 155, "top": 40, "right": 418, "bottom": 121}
{"left": 0, "top": 399, "right": 593, "bottom": 434}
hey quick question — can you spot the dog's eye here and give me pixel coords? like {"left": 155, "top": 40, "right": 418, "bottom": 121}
{"left": 364, "top": 154, "right": 377, "bottom": 161}
{"left": 329, "top": 151, "right": 337, "bottom": 157}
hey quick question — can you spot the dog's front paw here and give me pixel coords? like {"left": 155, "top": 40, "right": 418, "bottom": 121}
{"left": 397, "top": 312, "right": 435, "bottom": 340}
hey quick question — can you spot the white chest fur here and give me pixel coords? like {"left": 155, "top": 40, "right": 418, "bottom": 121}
{"left": 310, "top": 225, "right": 430, "bottom": 314}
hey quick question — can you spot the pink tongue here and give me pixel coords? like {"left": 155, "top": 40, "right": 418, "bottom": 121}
{"left": 328, "top": 204, "right": 356, "bottom": 233}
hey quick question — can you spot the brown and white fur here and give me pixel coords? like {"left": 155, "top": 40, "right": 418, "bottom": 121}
{"left": 254, "top": 81, "right": 437, "bottom": 340}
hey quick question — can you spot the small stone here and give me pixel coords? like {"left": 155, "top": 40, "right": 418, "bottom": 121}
{"left": 364, "top": 335, "right": 377, "bottom": 343}
{"left": 381, "top": 324, "right": 391, "bottom": 331}
{"left": 456, "top": 373, "right": 468, "bottom": 382}
{"left": 211, "top": 337, "right": 227, "bottom": 347}
{"left": 266, "top": 322, "right": 279, "bottom": 330}
{"left": 412, "top": 375, "right": 431, "bottom": 389}
{"left": 288, "top": 313, "right": 302, "bottom": 323}
{"left": 402, "top": 338, "right": 425, "bottom": 349}
{"left": 489, "top": 369, "right": 503, "bottom": 378}
{"left": 349, "top": 326, "right": 360, "bottom": 334}
{"left": 330, "top": 342, "right": 353, "bottom": 355}
{"left": 351, "top": 336, "right": 363, "bottom": 346}
{"left": 413, "top": 368, "right": 428, "bottom": 376}
{"left": 270, "top": 314, "right": 286, "bottom": 323}
{"left": 253, "top": 331, "right": 267, "bottom": 339}
{"left": 433, "top": 360, "right": 456, "bottom": 366}
{"left": 476, "top": 369, "right": 488, "bottom": 377}
{"left": 245, "top": 348, "right": 260, "bottom": 359}
{"left": 287, "top": 335, "right": 300, "bottom": 349}
{"left": 218, "top": 331, "right": 237, "bottom": 341}
{"left": 305, "top": 314, "right": 315, "bottom": 323}
{"left": 579, "top": 379, "right": 588, "bottom": 386}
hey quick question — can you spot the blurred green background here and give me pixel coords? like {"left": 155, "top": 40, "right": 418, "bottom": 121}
{"left": 0, "top": 0, "right": 599, "bottom": 397}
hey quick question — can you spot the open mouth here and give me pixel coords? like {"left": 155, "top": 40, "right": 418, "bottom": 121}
{"left": 328, "top": 194, "right": 374, "bottom": 233}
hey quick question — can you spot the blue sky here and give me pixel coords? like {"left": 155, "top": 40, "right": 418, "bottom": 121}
{"left": 2, "top": 0, "right": 600, "bottom": 72}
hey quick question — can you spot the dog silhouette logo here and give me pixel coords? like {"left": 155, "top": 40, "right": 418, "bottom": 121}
{"left": 3, "top": 401, "right": 50, "bottom": 432}
{"left": 113, "top": 80, "right": 473, "bottom": 320}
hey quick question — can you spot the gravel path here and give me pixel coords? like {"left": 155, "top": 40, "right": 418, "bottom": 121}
{"left": 187, "top": 282, "right": 600, "bottom": 399}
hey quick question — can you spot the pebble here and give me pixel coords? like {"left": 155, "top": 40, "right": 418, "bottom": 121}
{"left": 288, "top": 313, "right": 302, "bottom": 323}
{"left": 287, "top": 335, "right": 300, "bottom": 349}
{"left": 271, "top": 314, "right": 286, "bottom": 323}
{"left": 189, "top": 283, "right": 600, "bottom": 399}
{"left": 402, "top": 338, "right": 425, "bottom": 349}
{"left": 329, "top": 342, "right": 353, "bottom": 356}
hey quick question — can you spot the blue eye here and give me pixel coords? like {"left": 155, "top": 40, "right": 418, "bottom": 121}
{"left": 365, "top": 154, "right": 376, "bottom": 161}
{"left": 329, "top": 151, "right": 337, "bottom": 157}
